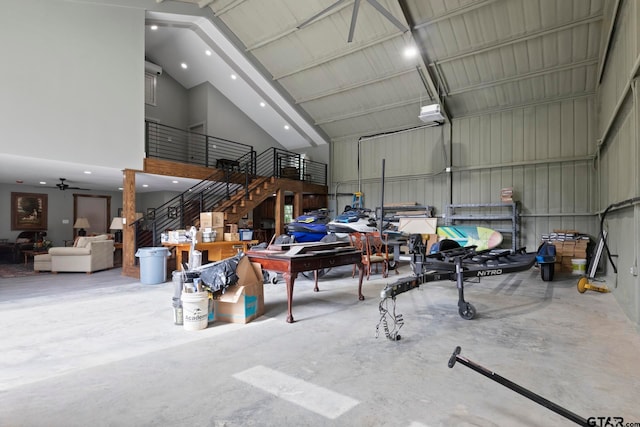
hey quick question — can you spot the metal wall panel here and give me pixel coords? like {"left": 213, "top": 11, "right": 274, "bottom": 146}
{"left": 331, "top": 124, "right": 450, "bottom": 215}
{"left": 583, "top": 0, "right": 639, "bottom": 324}
{"left": 452, "top": 99, "right": 596, "bottom": 247}
{"left": 597, "top": 0, "right": 638, "bottom": 138}
{"left": 330, "top": 97, "right": 596, "bottom": 251}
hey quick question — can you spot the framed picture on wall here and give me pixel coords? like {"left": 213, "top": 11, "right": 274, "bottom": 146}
{"left": 167, "top": 206, "right": 178, "bottom": 219}
{"left": 11, "top": 192, "right": 48, "bottom": 230}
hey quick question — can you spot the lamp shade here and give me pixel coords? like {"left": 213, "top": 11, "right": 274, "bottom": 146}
{"left": 109, "top": 217, "right": 124, "bottom": 230}
{"left": 73, "top": 217, "right": 90, "bottom": 229}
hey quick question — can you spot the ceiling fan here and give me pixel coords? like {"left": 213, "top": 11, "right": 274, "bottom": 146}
{"left": 55, "top": 178, "right": 90, "bottom": 191}
{"left": 297, "top": 0, "right": 408, "bottom": 43}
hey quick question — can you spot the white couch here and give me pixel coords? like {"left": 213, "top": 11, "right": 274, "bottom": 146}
{"left": 35, "top": 235, "right": 114, "bottom": 274}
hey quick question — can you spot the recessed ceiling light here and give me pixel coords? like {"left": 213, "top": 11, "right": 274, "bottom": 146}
{"left": 230, "top": 74, "right": 237, "bottom": 80}
{"left": 150, "top": 25, "right": 158, "bottom": 31}
{"left": 39, "top": 181, "right": 46, "bottom": 185}
{"left": 205, "top": 50, "right": 212, "bottom": 56}
{"left": 403, "top": 46, "right": 418, "bottom": 58}
{"left": 172, "top": 180, "right": 178, "bottom": 184}
{"left": 84, "top": 170, "right": 91, "bottom": 174}
{"left": 260, "top": 101, "right": 266, "bottom": 107}
{"left": 118, "top": 187, "right": 123, "bottom": 191}
{"left": 142, "top": 184, "right": 149, "bottom": 188}
{"left": 284, "top": 125, "right": 290, "bottom": 130}
{"left": 181, "top": 63, "right": 188, "bottom": 69}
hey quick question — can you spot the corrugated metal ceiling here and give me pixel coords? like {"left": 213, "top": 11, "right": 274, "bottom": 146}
{"left": 173, "top": 0, "right": 604, "bottom": 142}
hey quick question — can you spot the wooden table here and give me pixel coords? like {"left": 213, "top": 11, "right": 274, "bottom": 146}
{"left": 114, "top": 242, "right": 123, "bottom": 266}
{"left": 246, "top": 246, "right": 364, "bottom": 323}
{"left": 22, "top": 249, "right": 48, "bottom": 265}
{"left": 163, "top": 240, "right": 258, "bottom": 268}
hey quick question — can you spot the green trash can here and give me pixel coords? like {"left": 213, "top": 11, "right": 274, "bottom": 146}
{"left": 135, "top": 247, "right": 170, "bottom": 285}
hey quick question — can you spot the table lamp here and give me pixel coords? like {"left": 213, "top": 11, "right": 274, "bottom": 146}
{"left": 110, "top": 217, "right": 124, "bottom": 243}
{"left": 73, "top": 217, "right": 90, "bottom": 236}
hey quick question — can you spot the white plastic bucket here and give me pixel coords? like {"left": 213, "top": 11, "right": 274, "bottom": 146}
{"left": 571, "top": 259, "right": 587, "bottom": 275}
{"left": 181, "top": 292, "right": 209, "bottom": 331}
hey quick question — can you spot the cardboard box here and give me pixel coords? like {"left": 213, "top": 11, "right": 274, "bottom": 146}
{"left": 200, "top": 212, "right": 225, "bottom": 228}
{"left": 214, "top": 257, "right": 264, "bottom": 324}
{"left": 213, "top": 227, "right": 224, "bottom": 242}
{"left": 500, "top": 187, "right": 513, "bottom": 202}
{"left": 424, "top": 234, "right": 438, "bottom": 253}
{"left": 398, "top": 217, "right": 437, "bottom": 234}
{"left": 224, "top": 232, "right": 240, "bottom": 242}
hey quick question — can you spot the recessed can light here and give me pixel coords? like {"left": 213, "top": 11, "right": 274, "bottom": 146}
{"left": 172, "top": 180, "right": 178, "bottom": 184}
{"left": 403, "top": 46, "right": 418, "bottom": 58}
{"left": 84, "top": 170, "right": 91, "bottom": 174}
{"left": 230, "top": 74, "right": 237, "bottom": 80}
{"left": 284, "top": 125, "right": 290, "bottom": 130}
{"left": 205, "top": 50, "right": 212, "bottom": 56}
{"left": 260, "top": 101, "right": 266, "bottom": 107}
{"left": 40, "top": 181, "right": 46, "bottom": 185}
{"left": 142, "top": 184, "right": 149, "bottom": 188}
{"left": 150, "top": 25, "right": 158, "bottom": 30}
{"left": 181, "top": 63, "right": 188, "bottom": 69}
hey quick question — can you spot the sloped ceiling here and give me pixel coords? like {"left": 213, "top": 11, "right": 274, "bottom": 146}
{"left": 1, "top": 0, "right": 605, "bottom": 192}
{"left": 169, "top": 0, "right": 604, "bottom": 142}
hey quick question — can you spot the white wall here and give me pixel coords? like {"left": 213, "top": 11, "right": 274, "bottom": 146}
{"left": 0, "top": 0, "right": 145, "bottom": 171}
{"left": 203, "top": 83, "right": 284, "bottom": 154}
{"left": 145, "top": 71, "right": 190, "bottom": 129}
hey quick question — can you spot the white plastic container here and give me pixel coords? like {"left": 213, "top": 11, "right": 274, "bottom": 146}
{"left": 571, "top": 259, "right": 587, "bottom": 275}
{"left": 181, "top": 291, "right": 209, "bottom": 331}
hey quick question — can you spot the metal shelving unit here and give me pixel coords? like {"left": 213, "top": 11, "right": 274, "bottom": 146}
{"left": 444, "top": 202, "right": 520, "bottom": 252}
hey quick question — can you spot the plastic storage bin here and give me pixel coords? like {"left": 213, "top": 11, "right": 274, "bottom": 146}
{"left": 135, "top": 247, "right": 170, "bottom": 285}
{"left": 239, "top": 229, "right": 253, "bottom": 241}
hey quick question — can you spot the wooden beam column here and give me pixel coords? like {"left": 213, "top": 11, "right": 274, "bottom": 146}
{"left": 274, "top": 188, "right": 285, "bottom": 236}
{"left": 122, "top": 169, "right": 139, "bottom": 278}
{"left": 293, "top": 191, "right": 303, "bottom": 219}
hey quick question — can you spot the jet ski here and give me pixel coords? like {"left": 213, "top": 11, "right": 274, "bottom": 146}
{"left": 285, "top": 209, "right": 330, "bottom": 242}
{"left": 326, "top": 207, "right": 379, "bottom": 239}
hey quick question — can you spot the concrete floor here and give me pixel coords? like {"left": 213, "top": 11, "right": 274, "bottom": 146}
{"left": 1, "top": 261, "right": 639, "bottom": 426}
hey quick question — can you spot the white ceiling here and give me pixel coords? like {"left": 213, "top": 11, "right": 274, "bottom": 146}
{"left": 1, "top": 0, "right": 605, "bottom": 194}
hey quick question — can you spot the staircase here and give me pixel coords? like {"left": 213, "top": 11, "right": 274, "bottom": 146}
{"left": 215, "top": 175, "right": 278, "bottom": 224}
{"left": 134, "top": 171, "right": 283, "bottom": 248}
{"left": 134, "top": 136, "right": 329, "bottom": 250}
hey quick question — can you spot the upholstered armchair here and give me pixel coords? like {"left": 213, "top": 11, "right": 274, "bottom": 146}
{"left": 34, "top": 235, "right": 114, "bottom": 274}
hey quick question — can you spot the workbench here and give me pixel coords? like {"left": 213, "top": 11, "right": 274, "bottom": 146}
{"left": 246, "top": 242, "right": 364, "bottom": 323}
{"left": 163, "top": 240, "right": 258, "bottom": 268}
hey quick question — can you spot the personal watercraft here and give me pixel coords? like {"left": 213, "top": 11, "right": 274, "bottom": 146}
{"left": 285, "top": 209, "right": 330, "bottom": 243}
{"left": 326, "top": 207, "right": 379, "bottom": 239}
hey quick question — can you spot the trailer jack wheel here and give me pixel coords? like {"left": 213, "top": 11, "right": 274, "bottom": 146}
{"left": 458, "top": 302, "right": 476, "bottom": 320}
{"left": 577, "top": 276, "right": 588, "bottom": 293}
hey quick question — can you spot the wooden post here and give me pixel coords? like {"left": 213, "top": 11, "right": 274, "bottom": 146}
{"left": 294, "top": 191, "right": 303, "bottom": 218}
{"left": 122, "top": 169, "right": 139, "bottom": 278}
{"left": 274, "top": 188, "right": 285, "bottom": 236}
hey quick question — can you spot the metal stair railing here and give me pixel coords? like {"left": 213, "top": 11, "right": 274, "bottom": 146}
{"left": 134, "top": 133, "right": 329, "bottom": 251}
{"left": 133, "top": 166, "right": 251, "bottom": 249}
{"left": 145, "top": 120, "right": 253, "bottom": 167}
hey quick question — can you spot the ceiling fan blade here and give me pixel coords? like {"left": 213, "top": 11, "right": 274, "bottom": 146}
{"left": 297, "top": 0, "right": 347, "bottom": 29}
{"left": 366, "top": 0, "right": 408, "bottom": 33}
{"left": 347, "top": 0, "right": 361, "bottom": 42}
